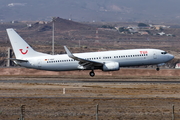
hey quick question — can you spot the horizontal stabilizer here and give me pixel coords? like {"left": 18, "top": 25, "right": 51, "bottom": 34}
{"left": 7, "top": 58, "right": 28, "bottom": 62}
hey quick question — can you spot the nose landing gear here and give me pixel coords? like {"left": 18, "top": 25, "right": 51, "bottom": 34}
{"left": 156, "top": 63, "right": 165, "bottom": 71}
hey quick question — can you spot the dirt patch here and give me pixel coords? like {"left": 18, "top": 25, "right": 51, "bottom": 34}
{"left": 0, "top": 77, "right": 180, "bottom": 119}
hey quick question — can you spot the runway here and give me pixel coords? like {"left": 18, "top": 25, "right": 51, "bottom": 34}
{"left": 0, "top": 76, "right": 180, "bottom": 84}
{"left": 1, "top": 79, "right": 180, "bottom": 84}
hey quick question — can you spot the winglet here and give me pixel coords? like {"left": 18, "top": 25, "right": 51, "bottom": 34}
{"left": 64, "top": 46, "right": 74, "bottom": 58}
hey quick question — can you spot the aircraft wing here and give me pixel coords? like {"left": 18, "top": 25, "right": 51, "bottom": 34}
{"left": 64, "top": 46, "right": 103, "bottom": 69}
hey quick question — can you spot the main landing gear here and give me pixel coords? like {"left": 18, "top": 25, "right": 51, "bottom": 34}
{"left": 156, "top": 67, "right": 160, "bottom": 71}
{"left": 89, "top": 70, "right": 95, "bottom": 77}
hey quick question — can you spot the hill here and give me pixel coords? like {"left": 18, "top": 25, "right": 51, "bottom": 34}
{"left": 1, "top": 0, "right": 180, "bottom": 23}
{"left": 0, "top": 18, "right": 180, "bottom": 67}
{"left": 28, "top": 17, "right": 94, "bottom": 32}
{"left": 19, "top": 17, "right": 98, "bottom": 43}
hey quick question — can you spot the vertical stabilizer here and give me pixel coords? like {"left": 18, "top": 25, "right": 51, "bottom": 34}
{"left": 6, "top": 28, "right": 48, "bottom": 59}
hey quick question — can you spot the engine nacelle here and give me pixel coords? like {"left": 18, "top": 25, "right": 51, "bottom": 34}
{"left": 102, "top": 62, "right": 120, "bottom": 71}
{"left": 157, "top": 63, "right": 165, "bottom": 67}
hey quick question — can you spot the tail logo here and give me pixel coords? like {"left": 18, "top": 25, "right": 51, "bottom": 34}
{"left": 19, "top": 47, "right": 29, "bottom": 55}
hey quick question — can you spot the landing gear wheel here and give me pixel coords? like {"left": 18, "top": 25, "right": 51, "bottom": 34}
{"left": 156, "top": 67, "right": 160, "bottom": 71}
{"left": 89, "top": 70, "right": 95, "bottom": 77}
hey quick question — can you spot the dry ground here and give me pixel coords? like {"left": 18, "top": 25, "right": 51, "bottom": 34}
{"left": 1, "top": 68, "right": 180, "bottom": 119}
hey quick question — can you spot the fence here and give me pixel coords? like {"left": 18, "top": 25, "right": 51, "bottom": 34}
{"left": 0, "top": 103, "right": 179, "bottom": 120}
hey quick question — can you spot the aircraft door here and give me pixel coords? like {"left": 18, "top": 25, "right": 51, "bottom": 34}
{"left": 153, "top": 51, "right": 157, "bottom": 59}
{"left": 37, "top": 59, "right": 41, "bottom": 68}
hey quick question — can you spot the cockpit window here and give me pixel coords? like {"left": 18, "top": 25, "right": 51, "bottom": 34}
{"left": 161, "top": 51, "right": 167, "bottom": 54}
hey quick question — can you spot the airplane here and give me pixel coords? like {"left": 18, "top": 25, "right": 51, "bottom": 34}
{"left": 6, "top": 28, "right": 174, "bottom": 77}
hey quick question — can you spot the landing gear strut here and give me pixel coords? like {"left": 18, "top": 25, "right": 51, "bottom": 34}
{"left": 89, "top": 70, "right": 95, "bottom": 77}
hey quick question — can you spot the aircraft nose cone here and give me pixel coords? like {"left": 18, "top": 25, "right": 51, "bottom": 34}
{"left": 169, "top": 54, "right": 174, "bottom": 60}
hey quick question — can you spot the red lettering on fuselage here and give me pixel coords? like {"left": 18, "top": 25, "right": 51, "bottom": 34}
{"left": 140, "top": 51, "right": 148, "bottom": 54}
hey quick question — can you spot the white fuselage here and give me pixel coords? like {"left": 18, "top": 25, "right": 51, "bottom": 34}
{"left": 6, "top": 28, "right": 174, "bottom": 77}
{"left": 17, "top": 48, "right": 174, "bottom": 71}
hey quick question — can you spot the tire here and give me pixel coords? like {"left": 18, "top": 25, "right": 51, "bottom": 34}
{"left": 89, "top": 71, "right": 95, "bottom": 77}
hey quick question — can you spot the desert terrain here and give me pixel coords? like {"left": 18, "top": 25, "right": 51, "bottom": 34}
{"left": 0, "top": 18, "right": 180, "bottom": 68}
{"left": 0, "top": 68, "right": 180, "bottom": 120}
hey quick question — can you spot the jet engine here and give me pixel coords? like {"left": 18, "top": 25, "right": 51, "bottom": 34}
{"left": 102, "top": 62, "right": 120, "bottom": 71}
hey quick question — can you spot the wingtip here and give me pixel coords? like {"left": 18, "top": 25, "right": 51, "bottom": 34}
{"left": 63, "top": 46, "right": 67, "bottom": 49}
{"left": 64, "top": 46, "right": 68, "bottom": 53}
{"left": 6, "top": 28, "right": 15, "bottom": 32}
{"left": 6, "top": 28, "right": 13, "bottom": 30}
